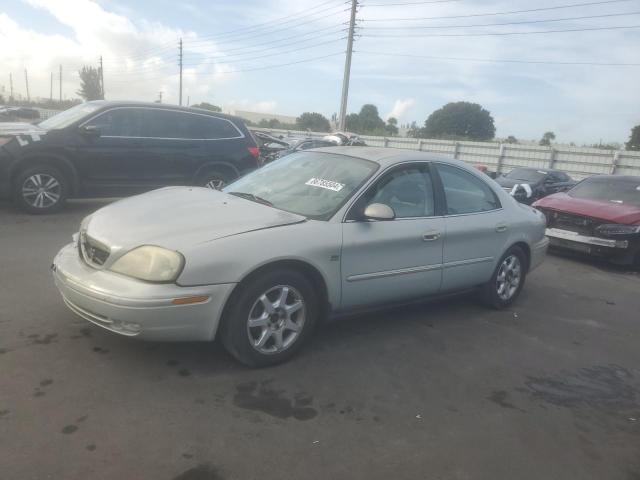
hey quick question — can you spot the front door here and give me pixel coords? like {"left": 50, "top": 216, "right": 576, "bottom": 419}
{"left": 340, "top": 163, "right": 444, "bottom": 310}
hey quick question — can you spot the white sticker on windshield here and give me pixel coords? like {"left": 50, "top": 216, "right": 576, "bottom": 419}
{"left": 305, "top": 178, "right": 345, "bottom": 192}
{"left": 636, "top": 186, "right": 640, "bottom": 191}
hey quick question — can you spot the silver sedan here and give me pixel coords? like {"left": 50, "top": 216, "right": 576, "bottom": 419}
{"left": 52, "top": 147, "right": 548, "bottom": 366}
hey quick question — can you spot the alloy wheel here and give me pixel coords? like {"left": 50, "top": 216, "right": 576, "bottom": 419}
{"left": 205, "top": 178, "right": 225, "bottom": 190}
{"left": 246, "top": 285, "right": 306, "bottom": 355}
{"left": 496, "top": 254, "right": 522, "bottom": 301}
{"left": 21, "top": 174, "right": 61, "bottom": 209}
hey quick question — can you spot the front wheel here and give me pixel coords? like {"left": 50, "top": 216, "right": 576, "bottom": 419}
{"left": 221, "top": 269, "right": 319, "bottom": 367}
{"left": 199, "top": 170, "right": 230, "bottom": 190}
{"left": 14, "top": 165, "right": 68, "bottom": 214}
{"left": 481, "top": 246, "right": 527, "bottom": 309}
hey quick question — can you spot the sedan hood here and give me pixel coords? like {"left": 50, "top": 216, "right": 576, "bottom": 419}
{"left": 0, "top": 122, "right": 47, "bottom": 136}
{"left": 534, "top": 192, "right": 640, "bottom": 224}
{"left": 84, "top": 187, "right": 306, "bottom": 251}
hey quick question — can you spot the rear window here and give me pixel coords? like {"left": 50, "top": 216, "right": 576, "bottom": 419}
{"left": 143, "top": 109, "right": 243, "bottom": 139}
{"left": 569, "top": 177, "right": 640, "bottom": 207}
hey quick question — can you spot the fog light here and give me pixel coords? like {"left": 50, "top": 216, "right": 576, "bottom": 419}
{"left": 120, "top": 321, "right": 141, "bottom": 333}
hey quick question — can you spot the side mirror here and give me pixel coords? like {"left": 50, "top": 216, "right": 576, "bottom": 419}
{"left": 80, "top": 125, "right": 101, "bottom": 137}
{"left": 363, "top": 203, "right": 395, "bottom": 221}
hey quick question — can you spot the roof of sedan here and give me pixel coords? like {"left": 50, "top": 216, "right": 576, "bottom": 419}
{"left": 312, "top": 146, "right": 455, "bottom": 166}
{"left": 84, "top": 100, "right": 242, "bottom": 121}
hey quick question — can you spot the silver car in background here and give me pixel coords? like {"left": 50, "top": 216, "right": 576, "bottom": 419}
{"left": 52, "top": 147, "right": 548, "bottom": 366}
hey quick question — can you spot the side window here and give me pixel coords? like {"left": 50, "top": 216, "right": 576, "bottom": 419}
{"left": 144, "top": 110, "right": 241, "bottom": 139}
{"left": 352, "top": 164, "right": 435, "bottom": 219}
{"left": 436, "top": 163, "right": 500, "bottom": 215}
{"left": 85, "top": 108, "right": 144, "bottom": 137}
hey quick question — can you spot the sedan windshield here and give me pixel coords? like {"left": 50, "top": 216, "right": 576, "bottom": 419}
{"left": 568, "top": 176, "right": 640, "bottom": 207}
{"left": 38, "top": 103, "right": 102, "bottom": 130}
{"left": 224, "top": 151, "right": 378, "bottom": 220}
{"left": 505, "top": 168, "right": 547, "bottom": 182}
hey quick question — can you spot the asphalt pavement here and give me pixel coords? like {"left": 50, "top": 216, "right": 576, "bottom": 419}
{"left": 1, "top": 199, "right": 639, "bottom": 480}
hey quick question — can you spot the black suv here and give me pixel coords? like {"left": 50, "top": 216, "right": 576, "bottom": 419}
{"left": 0, "top": 101, "right": 261, "bottom": 213}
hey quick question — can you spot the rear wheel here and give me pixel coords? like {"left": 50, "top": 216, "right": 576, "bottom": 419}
{"left": 14, "top": 165, "right": 68, "bottom": 214}
{"left": 221, "top": 269, "right": 319, "bottom": 367}
{"left": 199, "top": 170, "right": 230, "bottom": 190}
{"left": 481, "top": 246, "right": 527, "bottom": 309}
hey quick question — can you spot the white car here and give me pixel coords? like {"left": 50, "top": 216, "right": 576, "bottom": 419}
{"left": 52, "top": 147, "right": 548, "bottom": 366}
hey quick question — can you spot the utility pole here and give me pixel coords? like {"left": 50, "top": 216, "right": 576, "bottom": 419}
{"left": 99, "top": 55, "right": 105, "bottom": 99}
{"left": 186, "top": 95, "right": 190, "bottom": 107}
{"left": 59, "top": 65, "right": 62, "bottom": 102}
{"left": 9, "top": 73, "right": 13, "bottom": 101}
{"left": 178, "top": 38, "right": 183, "bottom": 106}
{"left": 338, "top": 0, "right": 358, "bottom": 132}
{"left": 50, "top": 72, "right": 53, "bottom": 101}
{"left": 158, "top": 91, "right": 163, "bottom": 103}
{"left": 24, "top": 69, "right": 30, "bottom": 101}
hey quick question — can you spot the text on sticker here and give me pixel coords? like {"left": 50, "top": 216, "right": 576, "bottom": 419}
{"left": 305, "top": 178, "right": 345, "bottom": 192}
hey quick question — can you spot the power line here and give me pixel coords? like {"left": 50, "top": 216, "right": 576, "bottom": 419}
{"left": 364, "top": 24, "right": 640, "bottom": 37}
{"left": 105, "top": 52, "right": 345, "bottom": 82}
{"left": 363, "top": 11, "right": 640, "bottom": 29}
{"left": 181, "top": 38, "right": 346, "bottom": 67}
{"left": 362, "top": 0, "right": 459, "bottom": 6}
{"left": 361, "top": 0, "right": 634, "bottom": 21}
{"left": 356, "top": 50, "right": 640, "bottom": 65}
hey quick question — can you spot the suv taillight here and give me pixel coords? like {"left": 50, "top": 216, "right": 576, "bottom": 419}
{"left": 247, "top": 146, "right": 261, "bottom": 165}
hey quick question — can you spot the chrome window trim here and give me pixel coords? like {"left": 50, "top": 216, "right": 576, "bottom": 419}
{"left": 79, "top": 106, "right": 245, "bottom": 141}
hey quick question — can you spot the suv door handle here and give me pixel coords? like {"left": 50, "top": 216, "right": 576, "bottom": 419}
{"left": 495, "top": 223, "right": 508, "bottom": 233}
{"left": 422, "top": 231, "right": 441, "bottom": 242}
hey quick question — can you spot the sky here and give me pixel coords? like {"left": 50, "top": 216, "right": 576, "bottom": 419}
{"left": 1, "top": 0, "right": 639, "bottom": 144}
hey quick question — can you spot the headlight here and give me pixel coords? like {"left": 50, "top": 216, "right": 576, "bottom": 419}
{"left": 595, "top": 224, "right": 640, "bottom": 236}
{"left": 110, "top": 246, "right": 184, "bottom": 282}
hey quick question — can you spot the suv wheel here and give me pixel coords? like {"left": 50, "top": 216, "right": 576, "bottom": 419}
{"left": 221, "top": 269, "right": 319, "bottom": 367}
{"left": 14, "top": 165, "right": 68, "bottom": 214}
{"left": 199, "top": 170, "right": 230, "bottom": 190}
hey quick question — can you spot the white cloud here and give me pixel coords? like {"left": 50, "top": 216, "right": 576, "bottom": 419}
{"left": 386, "top": 98, "right": 415, "bottom": 120}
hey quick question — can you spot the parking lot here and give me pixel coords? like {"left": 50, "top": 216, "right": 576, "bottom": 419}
{"left": 0, "top": 199, "right": 639, "bottom": 480}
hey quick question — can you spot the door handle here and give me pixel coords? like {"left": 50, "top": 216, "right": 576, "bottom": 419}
{"left": 422, "top": 231, "right": 441, "bottom": 242}
{"left": 495, "top": 223, "right": 508, "bottom": 233}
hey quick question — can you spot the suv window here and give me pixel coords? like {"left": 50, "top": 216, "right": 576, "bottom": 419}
{"left": 143, "top": 110, "right": 242, "bottom": 139}
{"left": 86, "top": 108, "right": 144, "bottom": 137}
{"left": 436, "top": 163, "right": 500, "bottom": 215}
{"left": 352, "top": 164, "right": 435, "bottom": 219}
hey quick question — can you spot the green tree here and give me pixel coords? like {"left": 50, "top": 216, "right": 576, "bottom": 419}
{"left": 505, "top": 135, "right": 518, "bottom": 144}
{"left": 423, "top": 102, "right": 495, "bottom": 141}
{"left": 539, "top": 131, "right": 556, "bottom": 146}
{"left": 345, "top": 113, "right": 361, "bottom": 133}
{"left": 626, "top": 125, "right": 640, "bottom": 151}
{"left": 406, "top": 121, "right": 422, "bottom": 138}
{"left": 191, "top": 102, "right": 221, "bottom": 112}
{"left": 296, "top": 112, "right": 331, "bottom": 132}
{"left": 385, "top": 117, "right": 399, "bottom": 136}
{"left": 358, "top": 104, "right": 386, "bottom": 133}
{"left": 76, "top": 66, "right": 103, "bottom": 101}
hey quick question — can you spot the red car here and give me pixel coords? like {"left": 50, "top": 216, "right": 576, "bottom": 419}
{"left": 533, "top": 175, "right": 640, "bottom": 266}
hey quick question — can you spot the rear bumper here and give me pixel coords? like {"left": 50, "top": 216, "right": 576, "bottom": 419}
{"left": 52, "top": 242, "right": 236, "bottom": 341}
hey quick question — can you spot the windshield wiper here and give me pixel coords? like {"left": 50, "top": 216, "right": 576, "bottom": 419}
{"left": 228, "top": 191, "right": 273, "bottom": 207}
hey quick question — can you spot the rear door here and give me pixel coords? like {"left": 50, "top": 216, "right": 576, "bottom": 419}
{"left": 340, "top": 163, "right": 444, "bottom": 309}
{"left": 434, "top": 163, "right": 507, "bottom": 292}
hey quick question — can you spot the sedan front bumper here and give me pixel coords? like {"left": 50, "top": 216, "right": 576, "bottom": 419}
{"left": 52, "top": 243, "right": 236, "bottom": 341}
{"left": 545, "top": 228, "right": 629, "bottom": 250}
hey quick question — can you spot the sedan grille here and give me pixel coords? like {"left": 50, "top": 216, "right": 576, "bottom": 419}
{"left": 79, "top": 233, "right": 110, "bottom": 267}
{"left": 541, "top": 210, "right": 604, "bottom": 236}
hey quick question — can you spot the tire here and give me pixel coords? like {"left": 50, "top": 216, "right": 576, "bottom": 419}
{"left": 221, "top": 269, "right": 319, "bottom": 367}
{"left": 13, "top": 164, "right": 68, "bottom": 214}
{"left": 199, "top": 170, "right": 231, "bottom": 190}
{"left": 481, "top": 245, "right": 527, "bottom": 309}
